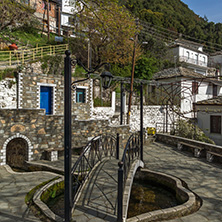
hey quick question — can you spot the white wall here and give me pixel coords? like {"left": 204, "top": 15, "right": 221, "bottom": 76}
{"left": 197, "top": 108, "right": 222, "bottom": 145}
{"left": 0, "top": 78, "right": 16, "bottom": 109}
{"left": 61, "top": 0, "right": 77, "bottom": 27}
{"left": 180, "top": 79, "right": 215, "bottom": 118}
{"left": 178, "top": 46, "right": 208, "bottom": 68}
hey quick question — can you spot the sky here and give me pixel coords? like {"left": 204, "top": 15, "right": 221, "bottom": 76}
{"left": 181, "top": 0, "right": 222, "bottom": 23}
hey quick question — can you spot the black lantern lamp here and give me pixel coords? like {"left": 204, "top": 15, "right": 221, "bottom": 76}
{"left": 101, "top": 70, "right": 113, "bottom": 89}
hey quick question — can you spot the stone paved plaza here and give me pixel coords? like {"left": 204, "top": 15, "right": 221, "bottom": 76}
{"left": 0, "top": 141, "right": 222, "bottom": 221}
{"left": 0, "top": 166, "right": 59, "bottom": 222}
{"left": 144, "top": 142, "right": 222, "bottom": 222}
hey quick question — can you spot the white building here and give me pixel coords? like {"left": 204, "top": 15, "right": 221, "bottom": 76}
{"left": 153, "top": 67, "right": 222, "bottom": 118}
{"left": 196, "top": 96, "right": 222, "bottom": 145}
{"left": 61, "top": 0, "right": 76, "bottom": 36}
{"left": 169, "top": 39, "right": 209, "bottom": 75}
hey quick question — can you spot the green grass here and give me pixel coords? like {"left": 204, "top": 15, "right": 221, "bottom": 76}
{"left": 25, "top": 176, "right": 60, "bottom": 205}
{"left": 1, "top": 25, "right": 67, "bottom": 49}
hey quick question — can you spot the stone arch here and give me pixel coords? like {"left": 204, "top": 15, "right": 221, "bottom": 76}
{"left": 1, "top": 133, "right": 33, "bottom": 166}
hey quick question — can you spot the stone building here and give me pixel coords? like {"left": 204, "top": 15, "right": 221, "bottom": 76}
{"left": 0, "top": 63, "right": 130, "bottom": 167}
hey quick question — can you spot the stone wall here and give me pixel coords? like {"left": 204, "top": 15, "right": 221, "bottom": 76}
{"left": 0, "top": 109, "right": 130, "bottom": 165}
{"left": 130, "top": 105, "right": 178, "bottom": 132}
{"left": 0, "top": 78, "right": 16, "bottom": 109}
{"left": 18, "top": 63, "right": 92, "bottom": 119}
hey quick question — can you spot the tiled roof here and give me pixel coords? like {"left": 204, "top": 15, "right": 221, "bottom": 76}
{"left": 153, "top": 67, "right": 206, "bottom": 80}
{"left": 196, "top": 96, "right": 222, "bottom": 105}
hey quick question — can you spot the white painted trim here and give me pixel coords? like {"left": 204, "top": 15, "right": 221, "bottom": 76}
{"left": 74, "top": 86, "right": 89, "bottom": 103}
{"left": 18, "top": 73, "right": 23, "bottom": 109}
{"left": 1, "top": 134, "right": 34, "bottom": 165}
{"left": 37, "top": 83, "right": 56, "bottom": 115}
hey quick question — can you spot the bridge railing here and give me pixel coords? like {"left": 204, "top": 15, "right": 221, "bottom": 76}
{"left": 71, "top": 133, "right": 119, "bottom": 208}
{"left": 117, "top": 132, "right": 140, "bottom": 222}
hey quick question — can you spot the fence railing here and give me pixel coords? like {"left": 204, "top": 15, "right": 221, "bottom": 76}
{"left": 71, "top": 133, "right": 119, "bottom": 208}
{"left": 156, "top": 122, "right": 178, "bottom": 134}
{"left": 0, "top": 44, "right": 68, "bottom": 67}
{"left": 117, "top": 132, "right": 140, "bottom": 222}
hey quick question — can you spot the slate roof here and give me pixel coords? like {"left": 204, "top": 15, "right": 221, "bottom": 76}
{"left": 196, "top": 96, "right": 222, "bottom": 105}
{"left": 153, "top": 67, "right": 206, "bottom": 80}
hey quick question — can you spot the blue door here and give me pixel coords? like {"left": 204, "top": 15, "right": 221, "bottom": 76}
{"left": 40, "top": 86, "right": 52, "bottom": 115}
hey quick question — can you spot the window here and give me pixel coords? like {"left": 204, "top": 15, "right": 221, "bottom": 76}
{"left": 210, "top": 116, "right": 221, "bottom": 134}
{"left": 192, "top": 82, "right": 198, "bottom": 95}
{"left": 76, "top": 89, "right": 85, "bottom": 103}
{"left": 195, "top": 54, "right": 198, "bottom": 64}
{"left": 68, "top": 16, "right": 75, "bottom": 25}
{"left": 213, "top": 84, "right": 217, "bottom": 97}
{"left": 186, "top": 51, "right": 190, "bottom": 59}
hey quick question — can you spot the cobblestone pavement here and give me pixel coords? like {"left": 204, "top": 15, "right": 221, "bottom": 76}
{"left": 144, "top": 142, "right": 222, "bottom": 222}
{"left": 0, "top": 165, "right": 59, "bottom": 222}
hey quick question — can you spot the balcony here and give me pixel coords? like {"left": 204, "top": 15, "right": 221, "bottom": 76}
{"left": 179, "top": 56, "right": 208, "bottom": 67}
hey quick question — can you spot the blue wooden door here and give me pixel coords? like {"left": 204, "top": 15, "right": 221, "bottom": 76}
{"left": 40, "top": 86, "right": 52, "bottom": 115}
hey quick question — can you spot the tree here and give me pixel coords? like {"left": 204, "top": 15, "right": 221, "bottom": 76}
{"left": 0, "top": 0, "right": 35, "bottom": 32}
{"left": 70, "top": 0, "right": 141, "bottom": 68}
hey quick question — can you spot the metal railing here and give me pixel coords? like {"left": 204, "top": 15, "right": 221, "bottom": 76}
{"left": 179, "top": 56, "right": 208, "bottom": 67}
{"left": 71, "top": 133, "right": 119, "bottom": 208}
{"left": 156, "top": 122, "right": 178, "bottom": 134}
{"left": 117, "top": 132, "right": 140, "bottom": 222}
{"left": 0, "top": 44, "right": 68, "bottom": 67}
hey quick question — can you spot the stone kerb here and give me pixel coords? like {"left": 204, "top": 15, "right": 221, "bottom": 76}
{"left": 127, "top": 169, "right": 199, "bottom": 222}
{"left": 122, "top": 160, "right": 144, "bottom": 222}
{"left": 156, "top": 133, "right": 222, "bottom": 157}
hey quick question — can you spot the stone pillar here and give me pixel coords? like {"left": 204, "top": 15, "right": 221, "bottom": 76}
{"left": 112, "top": 91, "right": 116, "bottom": 112}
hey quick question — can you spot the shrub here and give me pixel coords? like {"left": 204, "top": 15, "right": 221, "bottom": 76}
{"left": 176, "top": 119, "right": 215, "bottom": 144}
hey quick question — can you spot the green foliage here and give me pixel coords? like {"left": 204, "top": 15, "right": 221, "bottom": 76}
{"left": 122, "top": 0, "right": 222, "bottom": 52}
{"left": 74, "top": 64, "right": 87, "bottom": 77}
{"left": 25, "top": 177, "right": 60, "bottom": 205}
{"left": 40, "top": 55, "right": 64, "bottom": 75}
{"left": 0, "top": 68, "right": 16, "bottom": 81}
{"left": 111, "top": 64, "right": 132, "bottom": 77}
{"left": 41, "top": 181, "right": 64, "bottom": 204}
{"left": 175, "top": 119, "right": 215, "bottom": 144}
{"left": 94, "top": 97, "right": 111, "bottom": 107}
{"left": 135, "top": 55, "right": 159, "bottom": 80}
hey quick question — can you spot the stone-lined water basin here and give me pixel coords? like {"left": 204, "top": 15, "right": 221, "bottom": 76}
{"left": 127, "top": 169, "right": 202, "bottom": 221}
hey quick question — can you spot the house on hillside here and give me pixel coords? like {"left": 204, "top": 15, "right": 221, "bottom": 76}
{"left": 152, "top": 67, "right": 222, "bottom": 118}
{"left": 23, "top": 0, "right": 61, "bottom": 33}
{"left": 60, "top": 0, "right": 76, "bottom": 36}
{"left": 209, "top": 51, "right": 222, "bottom": 76}
{"left": 196, "top": 96, "right": 222, "bottom": 145}
{"left": 168, "top": 39, "right": 210, "bottom": 75}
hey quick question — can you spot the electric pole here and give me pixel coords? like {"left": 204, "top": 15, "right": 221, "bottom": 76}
{"left": 127, "top": 18, "right": 139, "bottom": 124}
{"left": 47, "top": 0, "right": 50, "bottom": 41}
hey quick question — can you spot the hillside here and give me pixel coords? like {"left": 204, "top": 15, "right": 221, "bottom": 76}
{"left": 122, "top": 0, "right": 222, "bottom": 53}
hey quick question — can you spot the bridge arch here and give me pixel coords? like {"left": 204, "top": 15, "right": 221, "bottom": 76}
{"left": 122, "top": 159, "right": 144, "bottom": 222}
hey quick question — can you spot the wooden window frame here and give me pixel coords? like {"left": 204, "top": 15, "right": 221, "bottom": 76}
{"left": 210, "top": 115, "right": 221, "bottom": 134}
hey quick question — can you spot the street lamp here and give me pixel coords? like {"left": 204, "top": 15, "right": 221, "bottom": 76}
{"left": 101, "top": 70, "right": 113, "bottom": 89}
{"left": 64, "top": 50, "right": 113, "bottom": 222}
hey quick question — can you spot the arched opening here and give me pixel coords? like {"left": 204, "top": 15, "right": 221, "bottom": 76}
{"left": 6, "top": 138, "right": 28, "bottom": 168}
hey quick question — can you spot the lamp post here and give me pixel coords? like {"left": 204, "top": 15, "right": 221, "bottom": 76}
{"left": 64, "top": 50, "right": 113, "bottom": 222}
